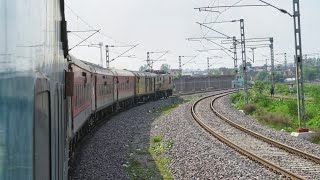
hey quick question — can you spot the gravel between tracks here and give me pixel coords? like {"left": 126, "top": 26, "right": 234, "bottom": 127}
{"left": 73, "top": 91, "right": 311, "bottom": 179}
{"left": 215, "top": 96, "right": 320, "bottom": 157}
{"left": 71, "top": 99, "right": 174, "bottom": 180}
{"left": 152, "top": 93, "right": 280, "bottom": 179}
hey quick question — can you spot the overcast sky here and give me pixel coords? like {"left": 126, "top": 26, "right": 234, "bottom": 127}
{"left": 65, "top": 0, "right": 320, "bottom": 71}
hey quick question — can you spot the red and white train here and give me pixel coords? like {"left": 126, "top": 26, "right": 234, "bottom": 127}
{"left": 67, "top": 56, "right": 173, "bottom": 155}
{"left": 0, "top": 1, "right": 172, "bottom": 179}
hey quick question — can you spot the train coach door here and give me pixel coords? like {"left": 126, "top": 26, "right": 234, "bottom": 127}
{"left": 34, "top": 76, "right": 51, "bottom": 180}
{"left": 93, "top": 75, "right": 97, "bottom": 112}
{"left": 114, "top": 76, "right": 119, "bottom": 103}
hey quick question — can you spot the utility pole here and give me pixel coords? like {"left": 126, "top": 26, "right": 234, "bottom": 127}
{"left": 179, "top": 56, "right": 182, "bottom": 92}
{"left": 207, "top": 57, "right": 211, "bottom": 89}
{"left": 293, "top": 0, "right": 307, "bottom": 131}
{"left": 284, "top": 53, "right": 287, "bottom": 69}
{"left": 250, "top": 47, "right": 256, "bottom": 63}
{"left": 270, "top": 38, "right": 275, "bottom": 85}
{"left": 106, "top": 45, "right": 110, "bottom": 68}
{"left": 147, "top": 52, "right": 151, "bottom": 71}
{"left": 99, "top": 42, "right": 104, "bottom": 67}
{"left": 179, "top": 56, "right": 182, "bottom": 71}
{"left": 240, "top": 19, "right": 248, "bottom": 104}
{"left": 233, "top": 36, "right": 238, "bottom": 73}
{"left": 207, "top": 57, "right": 210, "bottom": 73}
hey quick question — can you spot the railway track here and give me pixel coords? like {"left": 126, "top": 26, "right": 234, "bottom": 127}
{"left": 191, "top": 90, "right": 320, "bottom": 179}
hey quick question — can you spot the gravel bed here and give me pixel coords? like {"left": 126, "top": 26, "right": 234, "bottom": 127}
{"left": 72, "top": 90, "right": 295, "bottom": 179}
{"left": 215, "top": 96, "right": 320, "bottom": 157}
{"left": 70, "top": 98, "right": 174, "bottom": 180}
{"left": 151, "top": 92, "right": 281, "bottom": 179}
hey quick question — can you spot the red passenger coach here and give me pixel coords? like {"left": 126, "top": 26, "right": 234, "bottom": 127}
{"left": 93, "top": 67, "right": 114, "bottom": 118}
{"left": 111, "top": 69, "right": 135, "bottom": 109}
{"left": 69, "top": 57, "right": 94, "bottom": 137}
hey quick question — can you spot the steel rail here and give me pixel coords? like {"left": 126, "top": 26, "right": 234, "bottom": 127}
{"left": 191, "top": 91, "right": 305, "bottom": 180}
{"left": 211, "top": 93, "right": 320, "bottom": 165}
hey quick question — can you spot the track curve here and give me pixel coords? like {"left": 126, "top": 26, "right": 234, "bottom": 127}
{"left": 191, "top": 90, "right": 320, "bottom": 180}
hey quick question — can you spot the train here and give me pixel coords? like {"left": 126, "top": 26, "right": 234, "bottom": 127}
{"left": 0, "top": 1, "right": 172, "bottom": 180}
{"left": 67, "top": 56, "right": 173, "bottom": 154}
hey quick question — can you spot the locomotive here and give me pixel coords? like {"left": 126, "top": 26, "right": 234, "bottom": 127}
{"left": 0, "top": 1, "right": 172, "bottom": 180}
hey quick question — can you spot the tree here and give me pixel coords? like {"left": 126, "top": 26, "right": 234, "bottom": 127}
{"left": 160, "top": 64, "right": 170, "bottom": 72}
{"left": 254, "top": 81, "right": 265, "bottom": 94}
{"left": 139, "top": 64, "right": 148, "bottom": 72}
{"left": 273, "top": 72, "right": 285, "bottom": 83}
{"left": 303, "top": 65, "right": 317, "bottom": 81}
{"left": 255, "top": 71, "right": 270, "bottom": 82}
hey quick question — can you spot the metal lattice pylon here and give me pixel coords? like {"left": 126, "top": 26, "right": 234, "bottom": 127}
{"left": 240, "top": 19, "right": 248, "bottom": 104}
{"left": 293, "top": 0, "right": 306, "bottom": 129}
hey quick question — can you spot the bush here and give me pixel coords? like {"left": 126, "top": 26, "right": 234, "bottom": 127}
{"left": 287, "top": 100, "right": 298, "bottom": 116}
{"left": 242, "top": 104, "right": 257, "bottom": 114}
{"left": 310, "top": 129, "right": 320, "bottom": 144}
{"left": 258, "top": 111, "right": 292, "bottom": 127}
{"left": 254, "top": 94, "right": 270, "bottom": 107}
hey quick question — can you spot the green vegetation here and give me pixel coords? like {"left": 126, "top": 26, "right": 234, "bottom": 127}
{"left": 125, "top": 136, "right": 173, "bottom": 179}
{"left": 255, "top": 71, "right": 284, "bottom": 84}
{"left": 310, "top": 129, "right": 320, "bottom": 144}
{"left": 160, "top": 64, "right": 171, "bottom": 73}
{"left": 230, "top": 83, "right": 320, "bottom": 143}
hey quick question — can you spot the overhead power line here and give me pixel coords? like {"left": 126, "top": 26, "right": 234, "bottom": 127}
{"left": 257, "top": 0, "right": 293, "bottom": 17}
{"left": 199, "top": 0, "right": 245, "bottom": 37}
{"left": 68, "top": 30, "right": 101, "bottom": 51}
{"left": 65, "top": 3, "right": 131, "bottom": 45}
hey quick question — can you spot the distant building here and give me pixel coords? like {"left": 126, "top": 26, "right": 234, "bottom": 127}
{"left": 168, "top": 69, "right": 182, "bottom": 76}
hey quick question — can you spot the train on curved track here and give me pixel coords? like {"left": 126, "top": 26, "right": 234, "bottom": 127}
{"left": 0, "top": 1, "right": 172, "bottom": 179}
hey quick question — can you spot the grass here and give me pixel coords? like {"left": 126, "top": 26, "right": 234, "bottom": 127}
{"left": 230, "top": 84, "right": 320, "bottom": 143}
{"left": 310, "top": 129, "right": 320, "bottom": 144}
{"left": 125, "top": 136, "right": 173, "bottom": 180}
{"left": 125, "top": 97, "right": 189, "bottom": 179}
{"left": 257, "top": 111, "right": 292, "bottom": 127}
{"left": 242, "top": 104, "right": 257, "bottom": 115}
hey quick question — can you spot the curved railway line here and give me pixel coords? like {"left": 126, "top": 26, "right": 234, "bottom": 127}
{"left": 191, "top": 90, "right": 320, "bottom": 180}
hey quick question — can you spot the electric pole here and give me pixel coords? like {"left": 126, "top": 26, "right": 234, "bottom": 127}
{"left": 147, "top": 52, "right": 151, "bottom": 71}
{"left": 106, "top": 45, "right": 110, "bottom": 68}
{"left": 179, "top": 56, "right": 182, "bottom": 71}
{"left": 233, "top": 36, "right": 238, "bottom": 73}
{"left": 99, "top": 42, "right": 103, "bottom": 67}
{"left": 270, "top": 38, "right": 275, "bottom": 85}
{"left": 240, "top": 19, "right": 248, "bottom": 104}
{"left": 284, "top": 53, "right": 287, "bottom": 69}
{"left": 293, "top": 0, "right": 307, "bottom": 131}
{"left": 207, "top": 57, "right": 210, "bottom": 73}
{"left": 250, "top": 47, "right": 256, "bottom": 63}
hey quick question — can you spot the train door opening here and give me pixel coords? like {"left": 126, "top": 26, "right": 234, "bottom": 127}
{"left": 34, "top": 78, "right": 51, "bottom": 180}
